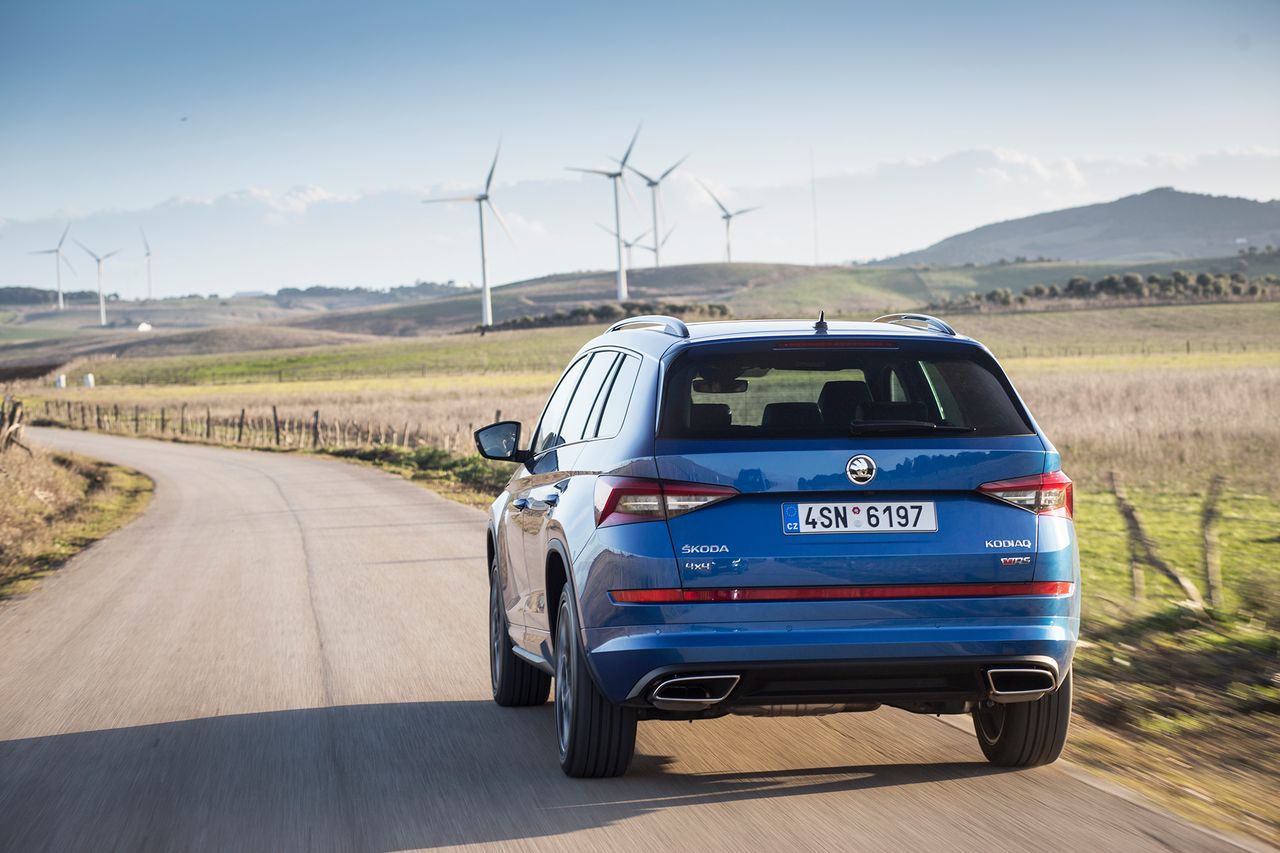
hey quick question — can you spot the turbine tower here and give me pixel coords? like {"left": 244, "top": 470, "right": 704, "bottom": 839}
{"left": 625, "top": 155, "right": 686, "bottom": 268}
{"left": 29, "top": 224, "right": 75, "bottom": 310}
{"left": 74, "top": 240, "right": 119, "bottom": 327}
{"left": 141, "top": 228, "right": 153, "bottom": 300}
{"left": 699, "top": 181, "right": 760, "bottom": 263}
{"left": 567, "top": 125, "right": 641, "bottom": 301}
{"left": 597, "top": 225, "right": 651, "bottom": 271}
{"left": 422, "top": 141, "right": 513, "bottom": 328}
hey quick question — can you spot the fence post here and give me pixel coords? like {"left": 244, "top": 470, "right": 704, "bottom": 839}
{"left": 311, "top": 410, "right": 320, "bottom": 448}
{"left": 160, "top": 408, "right": 167, "bottom": 433}
{"left": 1201, "top": 475, "right": 1226, "bottom": 610}
{"left": 272, "top": 405, "right": 281, "bottom": 446}
{"left": 180, "top": 404, "right": 187, "bottom": 436}
{"left": 205, "top": 407, "right": 212, "bottom": 440}
{"left": 95, "top": 405, "right": 103, "bottom": 431}
{"left": 237, "top": 409, "right": 246, "bottom": 443}
{"left": 134, "top": 405, "right": 141, "bottom": 433}
{"left": 1109, "top": 471, "right": 1205, "bottom": 610}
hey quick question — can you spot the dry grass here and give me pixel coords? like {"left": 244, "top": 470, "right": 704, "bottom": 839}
{"left": 1010, "top": 362, "right": 1280, "bottom": 494}
{"left": 0, "top": 448, "right": 152, "bottom": 597}
{"left": 29, "top": 352, "right": 1279, "bottom": 490}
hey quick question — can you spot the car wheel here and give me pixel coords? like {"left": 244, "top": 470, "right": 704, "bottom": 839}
{"left": 554, "top": 587, "right": 637, "bottom": 778}
{"left": 489, "top": 552, "right": 550, "bottom": 707}
{"left": 973, "top": 669, "right": 1072, "bottom": 767}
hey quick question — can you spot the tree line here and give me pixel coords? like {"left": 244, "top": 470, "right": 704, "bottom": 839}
{"left": 928, "top": 271, "right": 1280, "bottom": 312}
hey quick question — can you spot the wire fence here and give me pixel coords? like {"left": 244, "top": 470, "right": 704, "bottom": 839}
{"left": 35, "top": 398, "right": 500, "bottom": 454}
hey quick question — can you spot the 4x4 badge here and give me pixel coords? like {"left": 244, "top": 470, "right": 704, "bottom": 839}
{"left": 846, "top": 455, "right": 876, "bottom": 485}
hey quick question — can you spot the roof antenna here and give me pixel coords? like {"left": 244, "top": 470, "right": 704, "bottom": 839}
{"left": 814, "top": 310, "right": 828, "bottom": 332}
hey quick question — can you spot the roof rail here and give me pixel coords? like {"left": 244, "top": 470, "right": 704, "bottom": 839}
{"left": 873, "top": 313, "right": 957, "bottom": 336}
{"left": 607, "top": 315, "right": 691, "bottom": 338}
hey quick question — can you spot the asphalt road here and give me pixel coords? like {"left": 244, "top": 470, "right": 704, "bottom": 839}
{"left": 0, "top": 428, "right": 1251, "bottom": 852}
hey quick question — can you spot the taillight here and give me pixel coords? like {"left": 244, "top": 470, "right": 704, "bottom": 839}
{"left": 978, "top": 471, "right": 1073, "bottom": 518}
{"left": 594, "top": 476, "right": 738, "bottom": 527}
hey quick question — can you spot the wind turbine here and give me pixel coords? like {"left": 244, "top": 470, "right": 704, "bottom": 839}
{"left": 74, "top": 240, "right": 119, "bottom": 327}
{"left": 422, "top": 141, "right": 513, "bottom": 328}
{"left": 29, "top": 224, "right": 76, "bottom": 310}
{"left": 625, "top": 155, "right": 686, "bottom": 268}
{"left": 699, "top": 181, "right": 760, "bottom": 263}
{"left": 597, "top": 225, "right": 650, "bottom": 271}
{"left": 637, "top": 226, "right": 677, "bottom": 263}
{"left": 567, "top": 125, "right": 641, "bottom": 301}
{"left": 141, "top": 228, "right": 153, "bottom": 300}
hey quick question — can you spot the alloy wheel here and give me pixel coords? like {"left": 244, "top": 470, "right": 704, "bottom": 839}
{"left": 555, "top": 613, "right": 573, "bottom": 757}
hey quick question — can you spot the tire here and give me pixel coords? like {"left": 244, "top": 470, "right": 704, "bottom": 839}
{"left": 554, "top": 587, "right": 637, "bottom": 777}
{"left": 489, "top": 552, "right": 550, "bottom": 707}
{"left": 973, "top": 669, "right": 1072, "bottom": 767}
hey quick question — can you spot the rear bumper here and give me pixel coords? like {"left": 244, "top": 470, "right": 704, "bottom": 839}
{"left": 582, "top": 617, "right": 1077, "bottom": 706}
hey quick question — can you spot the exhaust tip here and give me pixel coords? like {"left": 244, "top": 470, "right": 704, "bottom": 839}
{"left": 986, "top": 668, "right": 1056, "bottom": 703}
{"left": 650, "top": 675, "right": 740, "bottom": 710}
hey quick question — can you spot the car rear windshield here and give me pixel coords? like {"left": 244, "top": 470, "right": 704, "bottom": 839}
{"left": 660, "top": 340, "right": 1033, "bottom": 439}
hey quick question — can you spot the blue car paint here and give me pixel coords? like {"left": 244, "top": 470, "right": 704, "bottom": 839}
{"left": 485, "top": 319, "right": 1080, "bottom": 707}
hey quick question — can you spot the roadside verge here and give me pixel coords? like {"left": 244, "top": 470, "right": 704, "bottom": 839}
{"left": 0, "top": 446, "right": 153, "bottom": 600}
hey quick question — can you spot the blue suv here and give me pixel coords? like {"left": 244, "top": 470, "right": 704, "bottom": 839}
{"left": 475, "top": 314, "right": 1079, "bottom": 777}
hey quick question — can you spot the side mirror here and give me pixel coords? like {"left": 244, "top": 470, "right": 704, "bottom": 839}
{"left": 474, "top": 420, "right": 529, "bottom": 463}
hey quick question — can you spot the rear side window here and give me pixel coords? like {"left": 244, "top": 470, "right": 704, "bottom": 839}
{"left": 596, "top": 355, "right": 641, "bottom": 439}
{"left": 559, "top": 351, "right": 619, "bottom": 443}
{"left": 533, "top": 356, "right": 589, "bottom": 454}
{"left": 660, "top": 342, "right": 1031, "bottom": 439}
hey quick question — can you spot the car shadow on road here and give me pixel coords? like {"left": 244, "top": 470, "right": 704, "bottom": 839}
{"left": 0, "top": 700, "right": 1010, "bottom": 851}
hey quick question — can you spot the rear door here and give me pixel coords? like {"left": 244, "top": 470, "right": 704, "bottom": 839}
{"left": 655, "top": 337, "right": 1046, "bottom": 588}
{"left": 502, "top": 354, "right": 589, "bottom": 624}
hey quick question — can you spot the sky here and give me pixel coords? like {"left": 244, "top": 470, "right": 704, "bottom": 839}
{"left": 1, "top": 0, "right": 1278, "bottom": 298}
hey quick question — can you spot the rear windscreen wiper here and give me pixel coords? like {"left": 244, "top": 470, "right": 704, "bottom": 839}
{"left": 849, "top": 420, "right": 977, "bottom": 435}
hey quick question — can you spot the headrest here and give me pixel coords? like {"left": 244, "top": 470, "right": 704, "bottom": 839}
{"left": 761, "top": 402, "right": 824, "bottom": 430}
{"left": 818, "top": 380, "right": 874, "bottom": 425}
{"left": 689, "top": 403, "right": 732, "bottom": 429}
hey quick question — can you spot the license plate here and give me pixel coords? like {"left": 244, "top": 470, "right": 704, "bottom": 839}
{"left": 782, "top": 501, "right": 938, "bottom": 534}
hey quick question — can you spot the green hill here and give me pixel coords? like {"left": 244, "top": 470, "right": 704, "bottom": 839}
{"left": 287, "top": 263, "right": 923, "bottom": 336}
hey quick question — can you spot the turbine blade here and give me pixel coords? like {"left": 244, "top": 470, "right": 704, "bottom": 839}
{"left": 566, "top": 167, "right": 614, "bottom": 177}
{"left": 485, "top": 199, "right": 516, "bottom": 245}
{"left": 596, "top": 223, "right": 619, "bottom": 239}
{"left": 633, "top": 229, "right": 651, "bottom": 243}
{"left": 29, "top": 249, "right": 57, "bottom": 255}
{"left": 484, "top": 139, "right": 501, "bottom": 194}
{"left": 141, "top": 227, "right": 151, "bottom": 254}
{"left": 422, "top": 194, "right": 482, "bottom": 204}
{"left": 57, "top": 223, "right": 71, "bottom": 249}
{"left": 661, "top": 225, "right": 677, "bottom": 247}
{"left": 697, "top": 179, "right": 731, "bottom": 217}
{"left": 619, "top": 123, "right": 642, "bottom": 168}
{"left": 102, "top": 250, "right": 121, "bottom": 260}
{"left": 624, "top": 163, "right": 657, "bottom": 184}
{"left": 61, "top": 254, "right": 77, "bottom": 275}
{"left": 73, "top": 239, "right": 99, "bottom": 261}
{"left": 620, "top": 173, "right": 639, "bottom": 211}
{"left": 659, "top": 154, "right": 689, "bottom": 181}
{"left": 733, "top": 206, "right": 762, "bottom": 217}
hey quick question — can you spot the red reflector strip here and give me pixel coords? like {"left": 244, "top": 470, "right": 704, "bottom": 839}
{"left": 609, "top": 588, "right": 686, "bottom": 603}
{"left": 610, "top": 581, "right": 1072, "bottom": 604}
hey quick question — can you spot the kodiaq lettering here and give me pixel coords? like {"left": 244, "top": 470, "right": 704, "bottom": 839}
{"left": 985, "top": 539, "right": 1034, "bottom": 549}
